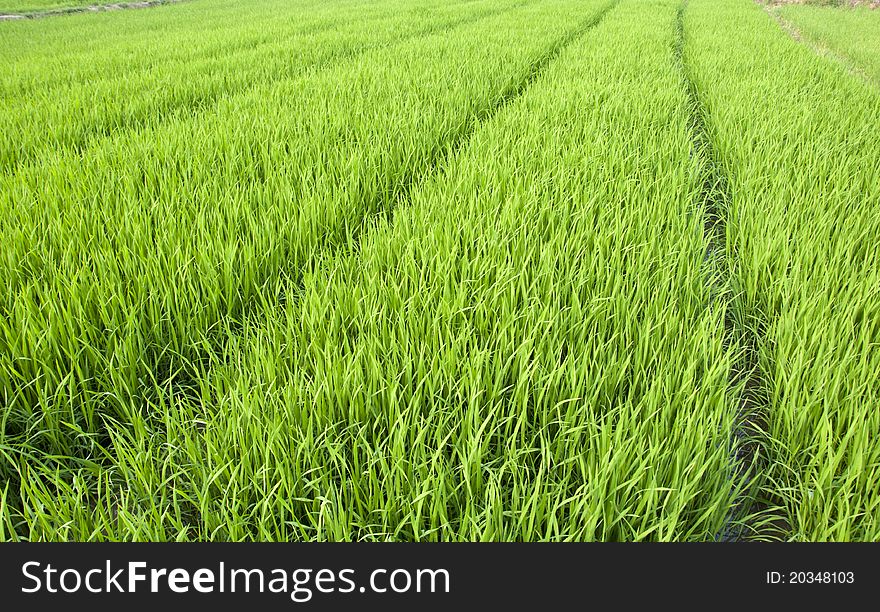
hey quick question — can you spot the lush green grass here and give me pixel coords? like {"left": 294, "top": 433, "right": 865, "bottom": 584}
{"left": 685, "top": 0, "right": 880, "bottom": 540}
{"left": 777, "top": 4, "right": 880, "bottom": 84}
{"left": 1, "top": 0, "right": 877, "bottom": 541}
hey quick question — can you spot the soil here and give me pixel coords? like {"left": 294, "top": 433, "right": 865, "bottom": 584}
{"left": 0, "top": 0, "right": 182, "bottom": 19}
{"left": 761, "top": 0, "right": 878, "bottom": 6}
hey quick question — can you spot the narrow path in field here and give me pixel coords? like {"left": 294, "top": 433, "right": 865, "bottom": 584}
{"left": 1, "top": 0, "right": 529, "bottom": 173}
{"left": 0, "top": 0, "right": 181, "bottom": 19}
{"left": 674, "top": 1, "right": 785, "bottom": 541}
{"left": 764, "top": 7, "right": 878, "bottom": 89}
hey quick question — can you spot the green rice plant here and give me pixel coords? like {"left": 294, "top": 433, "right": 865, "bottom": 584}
{"left": 0, "top": 0, "right": 611, "bottom": 514}
{"left": 777, "top": 3, "right": 880, "bottom": 84}
{"left": 0, "top": 0, "right": 515, "bottom": 170}
{"left": 0, "top": 0, "right": 371, "bottom": 87}
{"left": 684, "top": 0, "right": 880, "bottom": 541}
{"left": 2, "top": 0, "right": 744, "bottom": 541}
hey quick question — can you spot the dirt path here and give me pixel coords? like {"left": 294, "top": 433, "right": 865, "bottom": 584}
{"left": 759, "top": 0, "right": 879, "bottom": 7}
{"left": 0, "top": 0, "right": 184, "bottom": 20}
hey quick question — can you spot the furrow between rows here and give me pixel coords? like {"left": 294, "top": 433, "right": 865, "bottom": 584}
{"left": 674, "top": 0, "right": 784, "bottom": 542}
{"left": 766, "top": 8, "right": 877, "bottom": 89}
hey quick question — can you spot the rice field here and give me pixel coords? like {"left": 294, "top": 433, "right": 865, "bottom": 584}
{"left": 0, "top": 0, "right": 877, "bottom": 542}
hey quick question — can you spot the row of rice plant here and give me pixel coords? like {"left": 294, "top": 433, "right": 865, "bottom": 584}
{"left": 684, "top": 0, "right": 880, "bottom": 540}
{"left": 1, "top": 0, "right": 745, "bottom": 541}
{"left": 0, "top": 0, "right": 611, "bottom": 526}
{"left": 1, "top": 0, "right": 516, "bottom": 170}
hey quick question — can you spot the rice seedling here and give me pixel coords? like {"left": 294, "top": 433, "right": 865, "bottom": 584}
{"left": 0, "top": 0, "right": 415, "bottom": 98}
